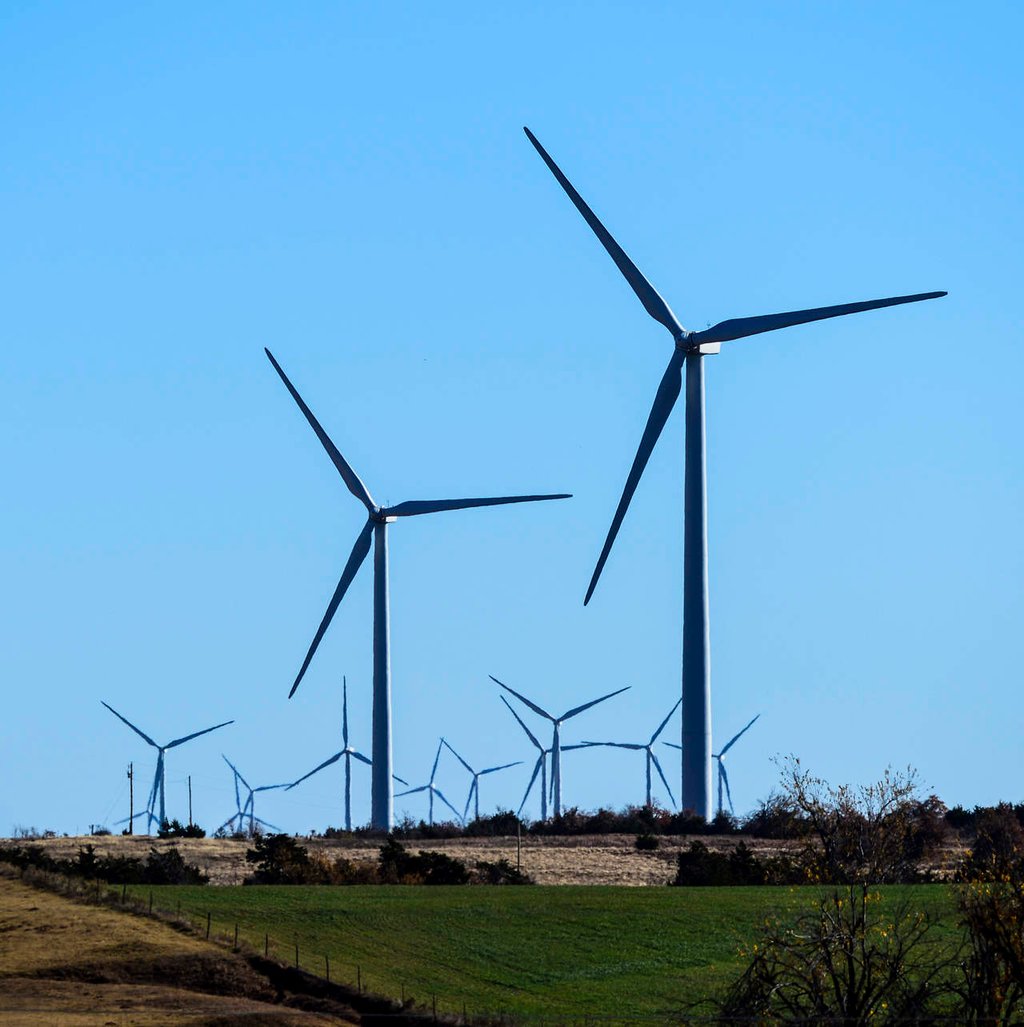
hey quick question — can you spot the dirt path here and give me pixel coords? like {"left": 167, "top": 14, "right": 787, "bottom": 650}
{"left": 0, "top": 869, "right": 354, "bottom": 1025}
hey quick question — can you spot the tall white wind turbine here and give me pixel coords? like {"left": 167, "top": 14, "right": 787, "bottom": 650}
{"left": 524, "top": 127, "right": 946, "bottom": 819}
{"left": 265, "top": 350, "right": 570, "bottom": 831}
{"left": 490, "top": 675, "right": 629, "bottom": 818}
{"left": 584, "top": 698, "right": 681, "bottom": 808}
{"left": 442, "top": 739, "right": 521, "bottom": 822}
{"left": 101, "top": 701, "right": 233, "bottom": 833}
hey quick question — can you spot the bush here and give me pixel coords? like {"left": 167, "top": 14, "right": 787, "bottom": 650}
{"left": 378, "top": 838, "right": 470, "bottom": 884}
{"left": 157, "top": 819, "right": 206, "bottom": 839}
{"left": 244, "top": 834, "right": 328, "bottom": 884}
{"left": 473, "top": 858, "right": 533, "bottom": 884}
{"left": 635, "top": 832, "right": 660, "bottom": 851}
{"left": 672, "top": 840, "right": 801, "bottom": 886}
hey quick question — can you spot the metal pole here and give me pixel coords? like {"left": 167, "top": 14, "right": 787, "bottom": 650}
{"left": 127, "top": 763, "right": 134, "bottom": 835}
{"left": 682, "top": 351, "right": 712, "bottom": 820}
{"left": 188, "top": 775, "right": 193, "bottom": 827}
{"left": 370, "top": 521, "right": 394, "bottom": 831}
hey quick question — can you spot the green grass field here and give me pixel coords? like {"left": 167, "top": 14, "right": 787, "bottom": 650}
{"left": 133, "top": 884, "right": 958, "bottom": 1019}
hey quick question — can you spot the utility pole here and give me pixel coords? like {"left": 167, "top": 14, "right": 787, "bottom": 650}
{"left": 188, "top": 775, "right": 193, "bottom": 828}
{"left": 127, "top": 762, "right": 134, "bottom": 835}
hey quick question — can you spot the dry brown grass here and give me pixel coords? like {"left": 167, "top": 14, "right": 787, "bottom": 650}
{"left": 0, "top": 868, "right": 352, "bottom": 1025}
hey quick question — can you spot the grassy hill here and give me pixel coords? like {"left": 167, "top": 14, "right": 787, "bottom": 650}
{"left": 132, "top": 883, "right": 958, "bottom": 1019}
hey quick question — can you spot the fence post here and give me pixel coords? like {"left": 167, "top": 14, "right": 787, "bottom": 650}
{"left": 148, "top": 891, "right": 153, "bottom": 914}
{"left": 121, "top": 883, "right": 127, "bottom": 903}
{"left": 357, "top": 965, "right": 361, "bottom": 993}
{"left": 432, "top": 994, "right": 437, "bottom": 1021}
{"left": 325, "top": 953, "right": 330, "bottom": 983}
{"left": 233, "top": 923, "right": 238, "bottom": 949}
{"left": 264, "top": 933, "right": 269, "bottom": 958}
{"left": 294, "top": 938, "right": 299, "bottom": 968}
{"left": 206, "top": 912, "right": 211, "bottom": 939}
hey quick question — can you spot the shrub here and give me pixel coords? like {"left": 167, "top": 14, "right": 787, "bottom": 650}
{"left": 378, "top": 838, "right": 470, "bottom": 885}
{"left": 635, "top": 832, "right": 660, "bottom": 851}
{"left": 473, "top": 858, "right": 533, "bottom": 884}
{"left": 244, "top": 834, "right": 327, "bottom": 884}
{"left": 157, "top": 819, "right": 206, "bottom": 839}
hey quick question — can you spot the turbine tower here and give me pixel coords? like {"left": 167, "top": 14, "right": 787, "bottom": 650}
{"left": 220, "top": 755, "right": 289, "bottom": 835}
{"left": 265, "top": 349, "right": 571, "bottom": 830}
{"left": 584, "top": 697, "right": 681, "bottom": 808}
{"left": 442, "top": 739, "right": 521, "bottom": 822}
{"left": 490, "top": 675, "right": 629, "bottom": 818}
{"left": 500, "top": 696, "right": 591, "bottom": 821}
{"left": 395, "top": 738, "right": 462, "bottom": 826}
{"left": 524, "top": 127, "right": 946, "bottom": 819}
{"left": 286, "top": 676, "right": 408, "bottom": 831}
{"left": 101, "top": 701, "right": 233, "bottom": 833}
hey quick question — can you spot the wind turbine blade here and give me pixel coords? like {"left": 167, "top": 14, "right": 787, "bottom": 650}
{"left": 288, "top": 521, "right": 373, "bottom": 698}
{"left": 480, "top": 760, "right": 523, "bottom": 775}
{"left": 581, "top": 741, "right": 643, "bottom": 750}
{"left": 561, "top": 743, "right": 597, "bottom": 751}
{"left": 584, "top": 348, "right": 685, "bottom": 605}
{"left": 663, "top": 741, "right": 683, "bottom": 751}
{"left": 222, "top": 755, "right": 251, "bottom": 793}
{"left": 524, "top": 127, "right": 684, "bottom": 338}
{"left": 719, "top": 714, "right": 761, "bottom": 757}
{"left": 395, "top": 784, "right": 429, "bottom": 797}
{"left": 433, "top": 788, "right": 463, "bottom": 822}
{"left": 649, "top": 697, "right": 683, "bottom": 745}
{"left": 462, "top": 780, "right": 476, "bottom": 822}
{"left": 692, "top": 292, "right": 947, "bottom": 346}
{"left": 430, "top": 739, "right": 445, "bottom": 782}
{"left": 561, "top": 685, "right": 630, "bottom": 721}
{"left": 265, "top": 348, "right": 375, "bottom": 511}
{"left": 166, "top": 719, "right": 234, "bottom": 749}
{"left": 254, "top": 783, "right": 290, "bottom": 793}
{"left": 720, "top": 762, "right": 734, "bottom": 814}
{"left": 384, "top": 494, "right": 571, "bottom": 518}
{"left": 342, "top": 676, "right": 349, "bottom": 747}
{"left": 519, "top": 757, "right": 543, "bottom": 815}
{"left": 650, "top": 752, "right": 677, "bottom": 808}
{"left": 489, "top": 675, "right": 553, "bottom": 722}
{"left": 500, "top": 696, "right": 544, "bottom": 751}
{"left": 443, "top": 739, "right": 475, "bottom": 776}
{"left": 351, "top": 750, "right": 373, "bottom": 767}
{"left": 101, "top": 702, "right": 158, "bottom": 748}
{"left": 286, "top": 751, "right": 344, "bottom": 790}
{"left": 392, "top": 773, "right": 409, "bottom": 787}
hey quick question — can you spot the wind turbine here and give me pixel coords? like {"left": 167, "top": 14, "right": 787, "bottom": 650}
{"left": 286, "top": 676, "right": 408, "bottom": 831}
{"left": 220, "top": 755, "right": 289, "bottom": 835}
{"left": 523, "top": 127, "right": 946, "bottom": 819}
{"left": 101, "top": 701, "right": 233, "bottom": 833}
{"left": 266, "top": 349, "right": 570, "bottom": 831}
{"left": 500, "top": 697, "right": 592, "bottom": 821}
{"left": 442, "top": 739, "right": 522, "bottom": 822}
{"left": 490, "top": 675, "right": 629, "bottom": 818}
{"left": 584, "top": 697, "right": 682, "bottom": 808}
{"left": 395, "top": 738, "right": 462, "bottom": 826}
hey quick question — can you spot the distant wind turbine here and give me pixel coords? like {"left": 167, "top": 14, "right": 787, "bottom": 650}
{"left": 442, "top": 739, "right": 521, "bottom": 822}
{"left": 101, "top": 701, "right": 233, "bottom": 833}
{"left": 395, "top": 739, "right": 462, "bottom": 826}
{"left": 584, "top": 698, "right": 681, "bottom": 808}
{"left": 219, "top": 755, "right": 289, "bottom": 835}
{"left": 266, "top": 350, "right": 571, "bottom": 830}
{"left": 286, "top": 676, "right": 408, "bottom": 831}
{"left": 524, "top": 126, "right": 946, "bottom": 819}
{"left": 500, "top": 697, "right": 592, "bottom": 821}
{"left": 490, "top": 675, "right": 629, "bottom": 818}
{"left": 665, "top": 713, "right": 759, "bottom": 816}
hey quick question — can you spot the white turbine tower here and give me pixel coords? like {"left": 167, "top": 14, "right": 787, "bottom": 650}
{"left": 286, "top": 677, "right": 408, "bottom": 831}
{"left": 524, "top": 127, "right": 946, "bottom": 819}
{"left": 266, "top": 350, "right": 570, "bottom": 831}
{"left": 102, "top": 701, "right": 233, "bottom": 833}
{"left": 489, "top": 675, "right": 629, "bottom": 818}
{"left": 394, "top": 739, "right": 462, "bottom": 826}
{"left": 584, "top": 698, "right": 682, "bottom": 808}
{"left": 442, "top": 739, "right": 521, "bottom": 822}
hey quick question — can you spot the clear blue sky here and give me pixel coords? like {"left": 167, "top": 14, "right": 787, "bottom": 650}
{"left": 1, "top": 3, "right": 1020, "bottom": 835}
